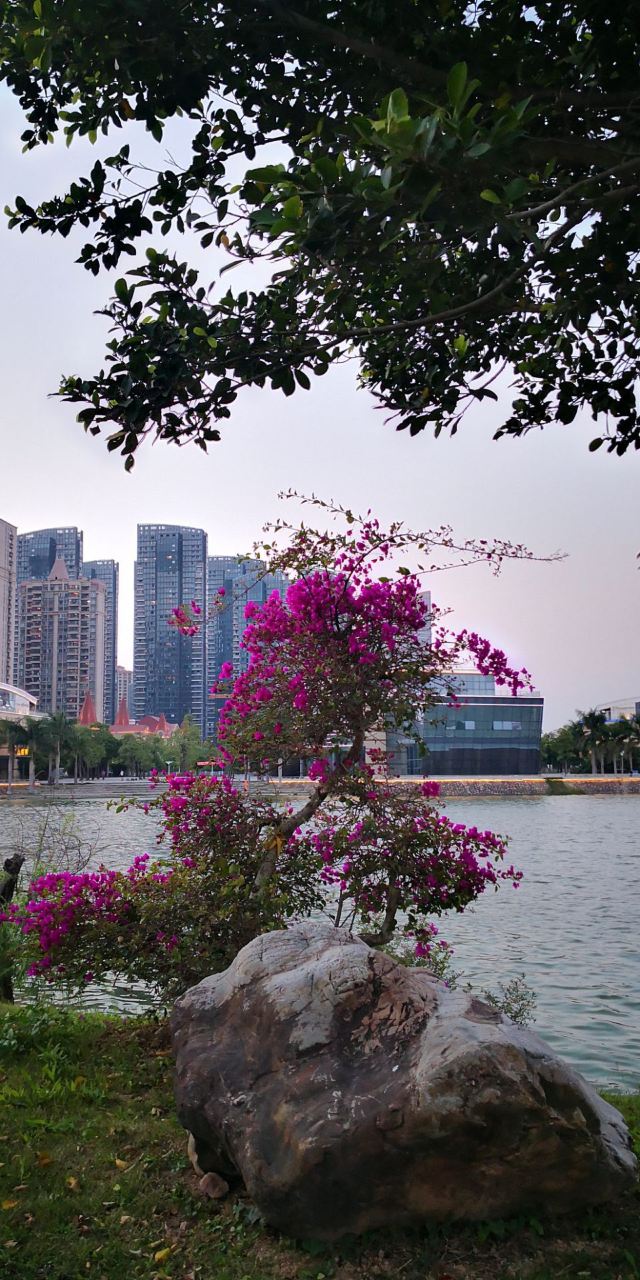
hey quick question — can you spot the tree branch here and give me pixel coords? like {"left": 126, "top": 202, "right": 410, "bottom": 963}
{"left": 511, "top": 155, "right": 640, "bottom": 221}
{"left": 254, "top": 0, "right": 444, "bottom": 86}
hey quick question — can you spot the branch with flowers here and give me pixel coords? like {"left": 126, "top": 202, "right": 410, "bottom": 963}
{"left": 1, "top": 498, "right": 542, "bottom": 999}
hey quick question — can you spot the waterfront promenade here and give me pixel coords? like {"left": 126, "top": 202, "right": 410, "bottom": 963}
{"left": 2, "top": 774, "right": 640, "bottom": 798}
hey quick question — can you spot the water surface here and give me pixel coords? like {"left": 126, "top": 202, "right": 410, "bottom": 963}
{"left": 1, "top": 791, "right": 638, "bottom": 1089}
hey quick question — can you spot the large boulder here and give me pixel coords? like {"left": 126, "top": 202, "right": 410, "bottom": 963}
{"left": 171, "top": 921, "right": 637, "bottom": 1239}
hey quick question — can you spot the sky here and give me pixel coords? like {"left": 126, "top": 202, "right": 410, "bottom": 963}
{"left": 0, "top": 88, "right": 638, "bottom": 731}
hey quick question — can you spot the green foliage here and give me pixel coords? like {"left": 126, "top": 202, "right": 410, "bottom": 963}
{"left": 12, "top": 776, "right": 323, "bottom": 1001}
{"left": 543, "top": 710, "right": 640, "bottom": 775}
{"left": 1, "top": 4, "right": 640, "bottom": 461}
{"left": 172, "top": 714, "right": 203, "bottom": 771}
{"left": 115, "top": 732, "right": 167, "bottom": 777}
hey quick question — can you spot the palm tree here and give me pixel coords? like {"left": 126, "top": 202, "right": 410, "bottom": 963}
{"left": 40, "top": 712, "right": 72, "bottom": 785}
{"left": 574, "top": 709, "right": 608, "bottom": 775}
{"left": 0, "top": 719, "right": 27, "bottom": 793}
{"left": 624, "top": 714, "right": 640, "bottom": 775}
{"left": 22, "top": 717, "right": 44, "bottom": 791}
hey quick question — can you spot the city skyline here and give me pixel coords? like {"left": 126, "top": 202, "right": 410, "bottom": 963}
{"left": 1, "top": 508, "right": 638, "bottom": 732}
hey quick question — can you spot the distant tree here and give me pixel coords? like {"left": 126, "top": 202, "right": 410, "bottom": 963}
{"left": 572, "top": 709, "right": 608, "bottom": 775}
{"left": 23, "top": 717, "right": 48, "bottom": 790}
{"left": 606, "top": 719, "right": 637, "bottom": 776}
{"left": 540, "top": 724, "right": 583, "bottom": 774}
{"left": 66, "top": 724, "right": 119, "bottom": 779}
{"left": 116, "top": 733, "right": 167, "bottom": 778}
{"left": 39, "top": 713, "right": 73, "bottom": 785}
{"left": 0, "top": 719, "right": 27, "bottom": 792}
{"left": 2, "top": 3, "right": 640, "bottom": 462}
{"left": 173, "top": 715, "right": 203, "bottom": 772}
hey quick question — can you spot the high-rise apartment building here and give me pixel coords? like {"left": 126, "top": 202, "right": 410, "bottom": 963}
{"left": 16, "top": 558, "right": 106, "bottom": 720}
{"left": 14, "top": 527, "right": 84, "bottom": 685}
{"left": 205, "top": 556, "right": 289, "bottom": 740}
{"left": 116, "top": 665, "right": 134, "bottom": 717}
{"left": 0, "top": 518, "right": 17, "bottom": 684}
{"left": 85, "top": 560, "right": 119, "bottom": 724}
{"left": 134, "top": 525, "right": 208, "bottom": 732}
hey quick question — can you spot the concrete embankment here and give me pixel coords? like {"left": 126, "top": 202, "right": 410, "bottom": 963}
{"left": 2, "top": 775, "right": 640, "bottom": 801}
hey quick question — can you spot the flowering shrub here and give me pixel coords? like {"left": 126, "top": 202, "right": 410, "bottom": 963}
{"left": 3, "top": 499, "right": 532, "bottom": 998}
{"left": 2, "top": 774, "right": 321, "bottom": 999}
{"left": 288, "top": 777, "right": 521, "bottom": 956}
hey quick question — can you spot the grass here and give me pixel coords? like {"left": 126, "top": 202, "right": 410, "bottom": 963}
{"left": 0, "top": 1005, "right": 638, "bottom": 1280}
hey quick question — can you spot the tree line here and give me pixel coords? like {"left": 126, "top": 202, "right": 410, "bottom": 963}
{"left": 0, "top": 712, "right": 207, "bottom": 790}
{"left": 542, "top": 709, "right": 640, "bottom": 776}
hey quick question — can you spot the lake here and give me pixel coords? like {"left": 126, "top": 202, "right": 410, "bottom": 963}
{"left": 1, "top": 790, "right": 638, "bottom": 1090}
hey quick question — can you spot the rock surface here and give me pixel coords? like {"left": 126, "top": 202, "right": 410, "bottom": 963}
{"left": 171, "top": 921, "right": 637, "bottom": 1239}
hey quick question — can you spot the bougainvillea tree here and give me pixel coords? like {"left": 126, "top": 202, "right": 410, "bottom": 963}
{"left": 2, "top": 498, "right": 533, "bottom": 998}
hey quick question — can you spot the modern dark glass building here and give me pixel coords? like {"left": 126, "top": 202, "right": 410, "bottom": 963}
{"left": 205, "top": 556, "right": 290, "bottom": 741}
{"left": 16, "top": 527, "right": 83, "bottom": 585}
{"left": 389, "top": 673, "right": 544, "bottom": 775}
{"left": 134, "top": 525, "right": 208, "bottom": 733}
{"left": 84, "top": 560, "right": 119, "bottom": 724}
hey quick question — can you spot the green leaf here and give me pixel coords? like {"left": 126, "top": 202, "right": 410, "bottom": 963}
{"left": 480, "top": 189, "right": 502, "bottom": 204}
{"left": 447, "top": 62, "right": 467, "bottom": 109}
{"left": 387, "top": 88, "right": 409, "bottom": 125}
{"left": 453, "top": 334, "right": 469, "bottom": 356}
{"left": 282, "top": 194, "right": 303, "bottom": 220}
{"left": 114, "top": 278, "right": 129, "bottom": 302}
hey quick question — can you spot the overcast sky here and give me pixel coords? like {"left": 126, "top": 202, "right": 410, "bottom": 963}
{"left": 0, "top": 87, "right": 638, "bottom": 731}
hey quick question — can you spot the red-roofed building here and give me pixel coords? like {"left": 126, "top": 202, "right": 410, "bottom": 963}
{"left": 77, "top": 690, "right": 99, "bottom": 727}
{"left": 109, "top": 702, "right": 177, "bottom": 739}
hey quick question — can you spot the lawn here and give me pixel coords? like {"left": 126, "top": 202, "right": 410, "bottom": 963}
{"left": 0, "top": 1005, "right": 638, "bottom": 1280}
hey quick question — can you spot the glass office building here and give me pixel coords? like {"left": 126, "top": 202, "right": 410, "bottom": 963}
{"left": 134, "top": 525, "right": 208, "bottom": 733}
{"left": 84, "top": 560, "right": 119, "bottom": 724}
{"left": 205, "top": 556, "right": 290, "bottom": 741}
{"left": 389, "top": 673, "right": 544, "bottom": 776}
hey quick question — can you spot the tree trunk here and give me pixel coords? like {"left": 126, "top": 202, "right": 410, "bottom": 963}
{"left": 590, "top": 747, "right": 597, "bottom": 775}
{"left": 361, "top": 885, "right": 401, "bottom": 947}
{"left": 0, "top": 854, "right": 25, "bottom": 1003}
{"left": 28, "top": 752, "right": 36, "bottom": 791}
{"left": 6, "top": 748, "right": 14, "bottom": 794}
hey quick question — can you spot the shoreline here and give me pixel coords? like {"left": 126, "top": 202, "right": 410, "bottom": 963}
{"left": 2, "top": 774, "right": 640, "bottom": 800}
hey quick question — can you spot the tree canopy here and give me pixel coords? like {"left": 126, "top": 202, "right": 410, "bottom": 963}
{"left": 2, "top": 1, "right": 639, "bottom": 465}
